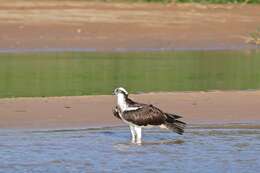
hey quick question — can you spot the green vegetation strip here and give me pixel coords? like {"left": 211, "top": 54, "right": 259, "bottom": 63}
{"left": 0, "top": 51, "right": 260, "bottom": 98}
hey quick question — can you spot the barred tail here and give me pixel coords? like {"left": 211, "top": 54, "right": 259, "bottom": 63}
{"left": 164, "top": 113, "right": 186, "bottom": 135}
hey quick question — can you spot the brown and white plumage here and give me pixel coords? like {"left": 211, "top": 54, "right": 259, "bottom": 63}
{"left": 113, "top": 87, "right": 186, "bottom": 144}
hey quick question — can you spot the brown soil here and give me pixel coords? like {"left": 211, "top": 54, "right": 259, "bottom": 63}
{"left": 0, "top": 1, "right": 260, "bottom": 51}
{"left": 0, "top": 90, "right": 260, "bottom": 129}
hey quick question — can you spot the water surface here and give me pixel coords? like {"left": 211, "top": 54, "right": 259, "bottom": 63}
{"left": 0, "top": 50, "right": 260, "bottom": 97}
{"left": 0, "top": 126, "right": 259, "bottom": 173}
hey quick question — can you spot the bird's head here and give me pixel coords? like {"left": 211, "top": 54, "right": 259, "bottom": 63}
{"left": 113, "top": 87, "right": 128, "bottom": 97}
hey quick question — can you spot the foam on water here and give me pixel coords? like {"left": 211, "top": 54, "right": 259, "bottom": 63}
{"left": 0, "top": 125, "right": 260, "bottom": 173}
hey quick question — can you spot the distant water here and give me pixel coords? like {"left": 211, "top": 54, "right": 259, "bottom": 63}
{"left": 1, "top": 50, "right": 260, "bottom": 98}
{"left": 1, "top": 126, "right": 260, "bottom": 173}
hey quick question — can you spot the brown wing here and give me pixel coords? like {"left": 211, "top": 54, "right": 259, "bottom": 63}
{"left": 112, "top": 106, "right": 121, "bottom": 120}
{"left": 126, "top": 98, "right": 146, "bottom": 107}
{"left": 122, "top": 104, "right": 166, "bottom": 126}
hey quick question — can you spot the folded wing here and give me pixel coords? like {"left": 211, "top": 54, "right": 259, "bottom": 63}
{"left": 122, "top": 104, "right": 166, "bottom": 126}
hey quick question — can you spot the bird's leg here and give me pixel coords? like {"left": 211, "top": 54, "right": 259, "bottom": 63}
{"left": 134, "top": 126, "right": 142, "bottom": 144}
{"left": 129, "top": 125, "right": 136, "bottom": 143}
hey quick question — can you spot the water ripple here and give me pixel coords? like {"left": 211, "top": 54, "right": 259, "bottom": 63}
{"left": 0, "top": 124, "right": 260, "bottom": 173}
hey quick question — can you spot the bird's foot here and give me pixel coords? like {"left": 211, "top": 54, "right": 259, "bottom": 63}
{"left": 131, "top": 139, "right": 142, "bottom": 145}
{"left": 136, "top": 140, "right": 142, "bottom": 145}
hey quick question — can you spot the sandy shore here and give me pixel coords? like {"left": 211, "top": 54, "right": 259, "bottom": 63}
{"left": 0, "top": 90, "right": 260, "bottom": 129}
{"left": 0, "top": 1, "right": 260, "bottom": 51}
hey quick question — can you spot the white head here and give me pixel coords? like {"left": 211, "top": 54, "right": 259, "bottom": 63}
{"left": 113, "top": 87, "right": 128, "bottom": 97}
{"left": 113, "top": 87, "right": 140, "bottom": 112}
{"left": 113, "top": 87, "right": 128, "bottom": 110}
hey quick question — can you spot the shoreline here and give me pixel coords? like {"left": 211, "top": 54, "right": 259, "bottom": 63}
{"left": 1, "top": 90, "right": 260, "bottom": 129}
{"left": 0, "top": 46, "right": 259, "bottom": 53}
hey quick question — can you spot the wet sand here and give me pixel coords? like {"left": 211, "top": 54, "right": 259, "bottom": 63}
{"left": 0, "top": 90, "right": 260, "bottom": 129}
{"left": 0, "top": 1, "right": 260, "bottom": 51}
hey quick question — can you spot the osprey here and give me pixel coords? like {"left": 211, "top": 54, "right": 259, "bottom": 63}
{"left": 112, "top": 87, "right": 186, "bottom": 144}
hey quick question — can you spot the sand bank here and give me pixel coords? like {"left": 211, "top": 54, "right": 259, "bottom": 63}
{"left": 0, "top": 90, "right": 260, "bottom": 129}
{"left": 0, "top": 1, "right": 260, "bottom": 51}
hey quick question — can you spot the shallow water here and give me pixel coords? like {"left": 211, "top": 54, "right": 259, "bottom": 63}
{"left": 1, "top": 126, "right": 259, "bottom": 173}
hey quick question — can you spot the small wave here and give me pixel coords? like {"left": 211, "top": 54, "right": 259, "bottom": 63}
{"left": 142, "top": 139, "right": 185, "bottom": 145}
{"left": 31, "top": 125, "right": 125, "bottom": 134}
{"left": 188, "top": 129, "right": 260, "bottom": 136}
{"left": 29, "top": 123, "right": 260, "bottom": 136}
{"left": 189, "top": 123, "right": 260, "bottom": 129}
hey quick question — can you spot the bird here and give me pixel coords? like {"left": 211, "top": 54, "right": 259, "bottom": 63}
{"left": 112, "top": 87, "right": 186, "bottom": 144}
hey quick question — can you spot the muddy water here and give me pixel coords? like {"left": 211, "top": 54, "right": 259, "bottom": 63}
{"left": 0, "top": 125, "right": 259, "bottom": 173}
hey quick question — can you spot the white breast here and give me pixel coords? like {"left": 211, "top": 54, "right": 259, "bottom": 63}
{"left": 117, "top": 93, "right": 141, "bottom": 112}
